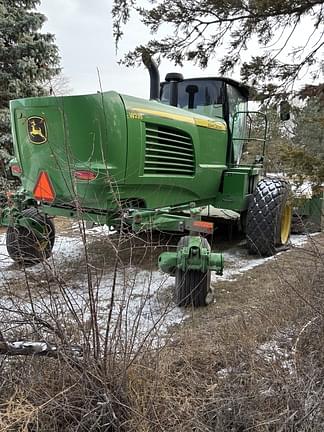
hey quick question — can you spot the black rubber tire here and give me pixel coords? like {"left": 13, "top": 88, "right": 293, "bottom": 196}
{"left": 175, "top": 236, "right": 211, "bottom": 307}
{"left": 175, "top": 269, "right": 211, "bottom": 307}
{"left": 246, "top": 178, "right": 291, "bottom": 256}
{"left": 6, "top": 208, "right": 55, "bottom": 264}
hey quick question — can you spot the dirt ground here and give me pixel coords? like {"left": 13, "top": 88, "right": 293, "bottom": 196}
{"left": 184, "top": 232, "right": 323, "bottom": 326}
{"left": 1, "top": 216, "right": 322, "bottom": 329}
{"left": 0, "top": 218, "right": 323, "bottom": 431}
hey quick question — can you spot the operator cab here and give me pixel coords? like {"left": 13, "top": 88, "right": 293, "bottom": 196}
{"left": 160, "top": 76, "right": 250, "bottom": 165}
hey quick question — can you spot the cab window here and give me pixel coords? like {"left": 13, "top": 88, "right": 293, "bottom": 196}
{"left": 161, "top": 79, "right": 224, "bottom": 118}
{"left": 227, "top": 84, "right": 248, "bottom": 164}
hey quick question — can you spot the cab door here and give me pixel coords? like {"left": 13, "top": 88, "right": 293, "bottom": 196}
{"left": 226, "top": 84, "right": 248, "bottom": 165}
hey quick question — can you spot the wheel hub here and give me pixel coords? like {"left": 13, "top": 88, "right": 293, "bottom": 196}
{"left": 280, "top": 204, "right": 292, "bottom": 244}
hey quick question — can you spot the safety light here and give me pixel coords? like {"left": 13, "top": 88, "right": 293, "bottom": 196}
{"left": 33, "top": 171, "right": 55, "bottom": 202}
{"left": 11, "top": 164, "right": 22, "bottom": 175}
{"left": 73, "top": 170, "right": 97, "bottom": 181}
{"left": 192, "top": 220, "right": 214, "bottom": 234}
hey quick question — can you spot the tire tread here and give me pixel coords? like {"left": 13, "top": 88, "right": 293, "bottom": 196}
{"left": 6, "top": 208, "right": 55, "bottom": 264}
{"left": 246, "top": 178, "right": 291, "bottom": 256}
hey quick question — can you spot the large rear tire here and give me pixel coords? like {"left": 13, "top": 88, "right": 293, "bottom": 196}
{"left": 246, "top": 178, "right": 292, "bottom": 256}
{"left": 175, "top": 236, "right": 211, "bottom": 307}
{"left": 6, "top": 208, "right": 55, "bottom": 264}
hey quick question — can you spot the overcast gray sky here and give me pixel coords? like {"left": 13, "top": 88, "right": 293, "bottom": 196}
{"left": 37, "top": 0, "right": 230, "bottom": 98}
{"left": 37, "top": 1, "right": 319, "bottom": 99}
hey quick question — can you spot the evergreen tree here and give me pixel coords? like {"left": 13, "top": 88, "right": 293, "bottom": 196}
{"left": 113, "top": 0, "right": 324, "bottom": 186}
{"left": 281, "top": 97, "right": 324, "bottom": 188}
{"left": 252, "top": 98, "right": 324, "bottom": 187}
{"left": 113, "top": 0, "right": 324, "bottom": 98}
{"left": 293, "top": 97, "right": 324, "bottom": 158}
{"left": 0, "top": 0, "right": 60, "bottom": 159}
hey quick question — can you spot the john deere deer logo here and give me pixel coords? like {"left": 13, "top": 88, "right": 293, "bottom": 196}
{"left": 27, "top": 117, "right": 47, "bottom": 144}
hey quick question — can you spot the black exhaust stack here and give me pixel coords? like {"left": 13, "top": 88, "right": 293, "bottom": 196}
{"left": 165, "top": 72, "right": 184, "bottom": 107}
{"left": 142, "top": 52, "right": 160, "bottom": 100}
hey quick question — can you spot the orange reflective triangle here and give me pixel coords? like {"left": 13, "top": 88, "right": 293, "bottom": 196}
{"left": 33, "top": 171, "right": 55, "bottom": 202}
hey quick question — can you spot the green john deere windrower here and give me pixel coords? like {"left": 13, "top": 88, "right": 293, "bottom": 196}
{"left": 1, "top": 54, "right": 293, "bottom": 307}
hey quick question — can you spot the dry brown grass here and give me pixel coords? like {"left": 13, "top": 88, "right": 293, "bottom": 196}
{"left": 0, "top": 232, "right": 323, "bottom": 431}
{"left": 125, "top": 234, "right": 324, "bottom": 431}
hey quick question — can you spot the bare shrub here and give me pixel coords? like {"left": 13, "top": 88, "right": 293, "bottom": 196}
{"left": 124, "top": 234, "right": 324, "bottom": 431}
{"left": 0, "top": 217, "right": 182, "bottom": 431}
{"left": 0, "top": 213, "right": 323, "bottom": 431}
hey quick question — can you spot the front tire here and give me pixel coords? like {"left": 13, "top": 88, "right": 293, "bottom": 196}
{"left": 175, "top": 236, "right": 212, "bottom": 307}
{"left": 175, "top": 269, "right": 211, "bottom": 307}
{"left": 6, "top": 208, "right": 55, "bottom": 264}
{"left": 246, "top": 178, "right": 292, "bottom": 256}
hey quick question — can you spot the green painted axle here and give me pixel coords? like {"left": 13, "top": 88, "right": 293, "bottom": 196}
{"left": 158, "top": 236, "right": 223, "bottom": 276}
{"left": 0, "top": 205, "right": 50, "bottom": 242}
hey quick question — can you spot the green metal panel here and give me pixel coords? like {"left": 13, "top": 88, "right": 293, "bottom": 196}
{"left": 10, "top": 92, "right": 127, "bottom": 210}
{"left": 121, "top": 95, "right": 228, "bottom": 208}
{"left": 213, "top": 167, "right": 262, "bottom": 212}
{"left": 223, "top": 172, "right": 249, "bottom": 196}
{"left": 295, "top": 192, "right": 324, "bottom": 231}
{"left": 9, "top": 90, "right": 259, "bottom": 218}
{"left": 158, "top": 236, "right": 223, "bottom": 276}
{"left": 311, "top": 194, "right": 324, "bottom": 230}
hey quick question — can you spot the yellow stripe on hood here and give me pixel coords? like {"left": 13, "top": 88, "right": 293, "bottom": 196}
{"left": 128, "top": 107, "right": 227, "bottom": 131}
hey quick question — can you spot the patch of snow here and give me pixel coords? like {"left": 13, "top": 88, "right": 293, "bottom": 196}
{"left": 266, "top": 174, "right": 316, "bottom": 198}
{"left": 291, "top": 181, "right": 313, "bottom": 198}
{"left": 52, "top": 235, "right": 84, "bottom": 259}
{"left": 212, "top": 233, "right": 321, "bottom": 282}
{"left": 0, "top": 230, "right": 186, "bottom": 344}
{"left": 289, "top": 232, "right": 320, "bottom": 247}
{"left": 256, "top": 338, "right": 294, "bottom": 374}
{"left": 92, "top": 268, "right": 186, "bottom": 339}
{"left": 213, "top": 245, "right": 273, "bottom": 282}
{"left": 0, "top": 225, "right": 320, "bottom": 344}
{"left": 0, "top": 233, "right": 13, "bottom": 269}
{"left": 72, "top": 222, "right": 115, "bottom": 236}
{"left": 0, "top": 233, "right": 84, "bottom": 282}
{"left": 11, "top": 341, "right": 48, "bottom": 352}
{"left": 217, "top": 367, "right": 235, "bottom": 378}
{"left": 265, "top": 173, "right": 286, "bottom": 178}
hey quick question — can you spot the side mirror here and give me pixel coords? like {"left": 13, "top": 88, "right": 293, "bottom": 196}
{"left": 280, "top": 100, "right": 291, "bottom": 121}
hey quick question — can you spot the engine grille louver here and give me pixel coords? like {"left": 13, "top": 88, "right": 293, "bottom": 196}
{"left": 144, "top": 124, "right": 195, "bottom": 175}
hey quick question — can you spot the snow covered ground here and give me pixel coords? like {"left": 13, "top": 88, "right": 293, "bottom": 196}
{"left": 0, "top": 229, "right": 185, "bottom": 344}
{"left": 213, "top": 233, "right": 319, "bottom": 282}
{"left": 0, "top": 227, "right": 320, "bottom": 344}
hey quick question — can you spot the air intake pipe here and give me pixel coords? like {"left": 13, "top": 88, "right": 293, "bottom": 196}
{"left": 142, "top": 51, "right": 160, "bottom": 100}
{"left": 165, "top": 72, "right": 184, "bottom": 107}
